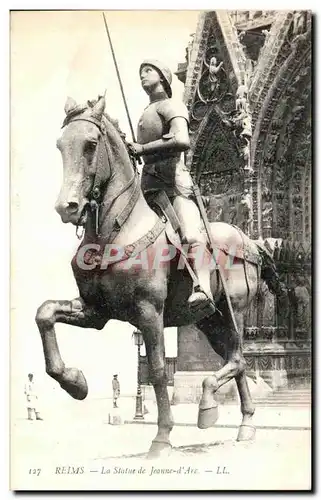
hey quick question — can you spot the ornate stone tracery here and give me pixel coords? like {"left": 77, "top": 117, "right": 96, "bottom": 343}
{"left": 254, "top": 34, "right": 311, "bottom": 241}
{"left": 172, "top": 10, "right": 311, "bottom": 400}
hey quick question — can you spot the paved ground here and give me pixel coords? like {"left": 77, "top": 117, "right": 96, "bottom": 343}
{"left": 11, "top": 397, "right": 312, "bottom": 491}
{"left": 125, "top": 398, "right": 311, "bottom": 430}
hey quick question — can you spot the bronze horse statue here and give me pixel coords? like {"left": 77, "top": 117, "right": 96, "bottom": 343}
{"left": 36, "top": 95, "right": 283, "bottom": 458}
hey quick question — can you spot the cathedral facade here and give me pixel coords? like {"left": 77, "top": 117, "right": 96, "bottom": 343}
{"left": 173, "top": 10, "right": 312, "bottom": 402}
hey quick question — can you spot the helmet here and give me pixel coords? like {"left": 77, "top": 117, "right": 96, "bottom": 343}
{"left": 139, "top": 59, "right": 172, "bottom": 98}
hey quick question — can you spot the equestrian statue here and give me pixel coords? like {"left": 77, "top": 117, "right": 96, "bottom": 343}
{"left": 35, "top": 58, "right": 285, "bottom": 458}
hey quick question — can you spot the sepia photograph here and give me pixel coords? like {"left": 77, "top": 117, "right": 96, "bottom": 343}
{"left": 10, "top": 8, "right": 312, "bottom": 491}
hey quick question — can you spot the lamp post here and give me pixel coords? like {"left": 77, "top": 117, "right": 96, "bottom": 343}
{"left": 132, "top": 330, "right": 144, "bottom": 420}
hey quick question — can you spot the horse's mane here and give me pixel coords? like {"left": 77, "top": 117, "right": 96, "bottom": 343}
{"left": 87, "top": 98, "right": 137, "bottom": 170}
{"left": 62, "top": 97, "right": 137, "bottom": 170}
{"left": 62, "top": 98, "right": 127, "bottom": 143}
{"left": 87, "top": 98, "right": 127, "bottom": 144}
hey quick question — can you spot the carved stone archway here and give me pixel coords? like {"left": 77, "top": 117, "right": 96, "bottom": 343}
{"left": 172, "top": 10, "right": 312, "bottom": 402}
{"left": 251, "top": 24, "right": 312, "bottom": 240}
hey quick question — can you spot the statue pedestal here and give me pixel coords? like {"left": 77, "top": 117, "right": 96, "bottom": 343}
{"left": 172, "top": 325, "right": 282, "bottom": 404}
{"left": 259, "top": 367, "right": 288, "bottom": 389}
{"left": 173, "top": 370, "right": 273, "bottom": 404}
{"left": 172, "top": 324, "right": 223, "bottom": 404}
{"left": 244, "top": 342, "right": 288, "bottom": 390}
{"left": 173, "top": 371, "right": 213, "bottom": 404}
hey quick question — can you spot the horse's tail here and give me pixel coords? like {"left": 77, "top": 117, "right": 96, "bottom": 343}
{"left": 255, "top": 241, "right": 288, "bottom": 298}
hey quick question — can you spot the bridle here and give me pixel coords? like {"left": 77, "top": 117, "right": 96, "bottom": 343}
{"left": 65, "top": 114, "right": 139, "bottom": 241}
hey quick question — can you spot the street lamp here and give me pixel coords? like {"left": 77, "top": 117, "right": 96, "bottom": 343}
{"left": 132, "top": 330, "right": 144, "bottom": 420}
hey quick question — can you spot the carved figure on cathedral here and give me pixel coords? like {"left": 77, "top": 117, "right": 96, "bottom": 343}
{"left": 241, "top": 189, "right": 252, "bottom": 212}
{"left": 245, "top": 59, "right": 255, "bottom": 88}
{"left": 242, "top": 139, "right": 253, "bottom": 170}
{"left": 241, "top": 115, "right": 252, "bottom": 139}
{"left": 293, "top": 276, "right": 310, "bottom": 334}
{"left": 235, "top": 85, "right": 252, "bottom": 139}
{"left": 235, "top": 84, "right": 249, "bottom": 113}
{"left": 292, "top": 11, "right": 307, "bottom": 37}
{"left": 185, "top": 33, "right": 195, "bottom": 64}
{"left": 207, "top": 56, "right": 224, "bottom": 93}
{"left": 239, "top": 189, "right": 252, "bottom": 234}
{"left": 262, "top": 201, "right": 273, "bottom": 222}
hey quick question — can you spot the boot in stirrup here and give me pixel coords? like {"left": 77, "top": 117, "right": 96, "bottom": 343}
{"left": 188, "top": 285, "right": 210, "bottom": 308}
{"left": 186, "top": 243, "right": 215, "bottom": 314}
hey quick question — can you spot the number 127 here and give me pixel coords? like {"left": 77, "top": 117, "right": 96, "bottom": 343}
{"left": 29, "top": 468, "right": 41, "bottom": 476}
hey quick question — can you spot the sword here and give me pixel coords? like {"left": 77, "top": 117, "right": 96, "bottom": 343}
{"left": 102, "top": 12, "right": 142, "bottom": 165}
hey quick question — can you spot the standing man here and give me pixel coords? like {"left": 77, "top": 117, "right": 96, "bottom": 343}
{"left": 24, "top": 373, "right": 43, "bottom": 421}
{"left": 112, "top": 374, "right": 120, "bottom": 408}
{"left": 128, "top": 60, "right": 214, "bottom": 310}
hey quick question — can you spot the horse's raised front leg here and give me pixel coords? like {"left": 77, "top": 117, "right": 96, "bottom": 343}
{"left": 197, "top": 307, "right": 255, "bottom": 441}
{"left": 137, "top": 301, "right": 174, "bottom": 459}
{"left": 35, "top": 297, "right": 108, "bottom": 400}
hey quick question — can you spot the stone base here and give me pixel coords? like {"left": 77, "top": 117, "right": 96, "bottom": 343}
{"left": 257, "top": 369, "right": 288, "bottom": 390}
{"left": 142, "top": 385, "right": 174, "bottom": 402}
{"left": 173, "top": 371, "right": 211, "bottom": 404}
{"left": 172, "top": 371, "right": 274, "bottom": 405}
{"left": 108, "top": 409, "right": 123, "bottom": 425}
{"left": 244, "top": 343, "right": 289, "bottom": 390}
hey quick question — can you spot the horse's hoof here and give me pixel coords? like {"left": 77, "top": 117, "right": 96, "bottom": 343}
{"left": 59, "top": 368, "right": 88, "bottom": 400}
{"left": 147, "top": 440, "right": 172, "bottom": 460}
{"left": 236, "top": 425, "right": 256, "bottom": 442}
{"left": 197, "top": 404, "right": 219, "bottom": 429}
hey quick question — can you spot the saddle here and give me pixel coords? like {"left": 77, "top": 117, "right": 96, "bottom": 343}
{"left": 149, "top": 190, "right": 261, "bottom": 268}
{"left": 147, "top": 190, "right": 263, "bottom": 324}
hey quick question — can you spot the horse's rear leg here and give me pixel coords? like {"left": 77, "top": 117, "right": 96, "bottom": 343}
{"left": 137, "top": 302, "right": 174, "bottom": 459}
{"left": 197, "top": 308, "right": 255, "bottom": 441}
{"left": 35, "top": 297, "right": 107, "bottom": 399}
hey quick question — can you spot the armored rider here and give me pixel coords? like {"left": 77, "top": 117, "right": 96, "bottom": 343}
{"left": 129, "top": 59, "right": 214, "bottom": 309}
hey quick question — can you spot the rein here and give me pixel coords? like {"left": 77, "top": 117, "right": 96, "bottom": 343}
{"left": 68, "top": 115, "right": 140, "bottom": 241}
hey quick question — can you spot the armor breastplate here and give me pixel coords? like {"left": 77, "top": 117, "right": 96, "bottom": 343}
{"left": 137, "top": 99, "right": 180, "bottom": 165}
{"left": 137, "top": 102, "right": 164, "bottom": 143}
{"left": 137, "top": 97, "right": 193, "bottom": 199}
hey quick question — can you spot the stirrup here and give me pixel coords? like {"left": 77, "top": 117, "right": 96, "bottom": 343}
{"left": 188, "top": 287, "right": 216, "bottom": 318}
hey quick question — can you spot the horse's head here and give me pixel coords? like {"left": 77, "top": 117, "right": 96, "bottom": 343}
{"left": 55, "top": 95, "right": 112, "bottom": 226}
